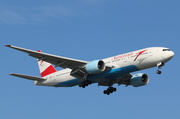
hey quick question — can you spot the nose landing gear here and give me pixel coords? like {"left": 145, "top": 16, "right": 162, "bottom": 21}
{"left": 156, "top": 70, "right": 162, "bottom": 74}
{"left": 156, "top": 62, "right": 165, "bottom": 74}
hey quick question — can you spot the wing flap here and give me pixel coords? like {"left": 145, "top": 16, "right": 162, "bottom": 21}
{"left": 10, "top": 73, "right": 46, "bottom": 81}
{"left": 5, "top": 45, "right": 88, "bottom": 69}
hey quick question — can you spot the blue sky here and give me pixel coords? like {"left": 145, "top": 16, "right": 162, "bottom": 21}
{"left": 1, "top": 0, "right": 180, "bottom": 119}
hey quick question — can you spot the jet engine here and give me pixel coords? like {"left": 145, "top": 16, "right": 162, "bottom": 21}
{"left": 85, "top": 60, "right": 106, "bottom": 74}
{"left": 130, "top": 73, "right": 149, "bottom": 87}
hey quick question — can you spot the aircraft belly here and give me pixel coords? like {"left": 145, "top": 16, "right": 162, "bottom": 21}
{"left": 54, "top": 78, "right": 82, "bottom": 87}
{"left": 36, "top": 72, "right": 81, "bottom": 87}
{"left": 87, "top": 65, "right": 139, "bottom": 83}
{"left": 51, "top": 65, "right": 139, "bottom": 87}
{"left": 53, "top": 74, "right": 82, "bottom": 87}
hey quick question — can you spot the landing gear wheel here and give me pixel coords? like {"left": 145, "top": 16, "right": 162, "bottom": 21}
{"left": 113, "top": 88, "right": 117, "bottom": 92}
{"left": 103, "top": 87, "right": 117, "bottom": 95}
{"left": 103, "top": 90, "right": 107, "bottom": 94}
{"left": 109, "top": 87, "right": 114, "bottom": 93}
{"left": 107, "top": 92, "right": 110, "bottom": 95}
{"left": 156, "top": 62, "right": 164, "bottom": 75}
{"left": 156, "top": 70, "right": 162, "bottom": 74}
{"left": 80, "top": 80, "right": 92, "bottom": 88}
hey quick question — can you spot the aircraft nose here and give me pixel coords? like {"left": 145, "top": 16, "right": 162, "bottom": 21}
{"left": 170, "top": 51, "right": 175, "bottom": 58}
{"left": 163, "top": 51, "right": 174, "bottom": 62}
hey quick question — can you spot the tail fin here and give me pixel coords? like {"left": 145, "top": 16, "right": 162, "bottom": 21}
{"left": 37, "top": 50, "right": 57, "bottom": 77}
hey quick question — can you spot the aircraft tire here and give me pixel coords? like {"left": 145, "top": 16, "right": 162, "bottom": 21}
{"left": 103, "top": 90, "right": 107, "bottom": 94}
{"left": 113, "top": 88, "right": 117, "bottom": 92}
{"left": 156, "top": 70, "right": 162, "bottom": 74}
{"left": 107, "top": 92, "right": 110, "bottom": 95}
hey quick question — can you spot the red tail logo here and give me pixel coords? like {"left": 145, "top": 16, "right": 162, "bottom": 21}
{"left": 37, "top": 50, "right": 57, "bottom": 77}
{"left": 40, "top": 65, "right": 57, "bottom": 77}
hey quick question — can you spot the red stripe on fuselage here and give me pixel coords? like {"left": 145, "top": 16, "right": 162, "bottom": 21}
{"left": 134, "top": 50, "right": 147, "bottom": 61}
{"left": 41, "top": 65, "right": 57, "bottom": 77}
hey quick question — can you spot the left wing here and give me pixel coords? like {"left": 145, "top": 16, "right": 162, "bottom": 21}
{"left": 10, "top": 73, "right": 46, "bottom": 81}
{"left": 5, "top": 45, "right": 88, "bottom": 69}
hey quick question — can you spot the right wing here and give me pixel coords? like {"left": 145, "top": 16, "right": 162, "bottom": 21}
{"left": 10, "top": 73, "right": 46, "bottom": 81}
{"left": 5, "top": 45, "right": 88, "bottom": 69}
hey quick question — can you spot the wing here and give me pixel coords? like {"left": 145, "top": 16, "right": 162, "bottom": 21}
{"left": 5, "top": 45, "right": 88, "bottom": 69}
{"left": 10, "top": 73, "right": 46, "bottom": 81}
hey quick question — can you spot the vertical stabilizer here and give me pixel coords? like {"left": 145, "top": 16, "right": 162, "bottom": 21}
{"left": 37, "top": 50, "right": 57, "bottom": 77}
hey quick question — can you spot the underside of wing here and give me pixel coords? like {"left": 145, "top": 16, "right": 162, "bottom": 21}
{"left": 5, "top": 45, "right": 88, "bottom": 69}
{"left": 10, "top": 73, "right": 46, "bottom": 81}
{"left": 98, "top": 73, "right": 132, "bottom": 86}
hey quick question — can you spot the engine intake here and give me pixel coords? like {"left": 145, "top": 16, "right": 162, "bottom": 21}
{"left": 85, "top": 60, "right": 105, "bottom": 74}
{"left": 130, "top": 73, "right": 149, "bottom": 87}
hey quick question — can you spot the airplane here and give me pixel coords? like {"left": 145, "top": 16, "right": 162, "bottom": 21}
{"left": 5, "top": 45, "right": 174, "bottom": 95}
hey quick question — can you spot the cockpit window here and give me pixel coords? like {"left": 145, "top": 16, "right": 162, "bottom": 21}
{"left": 163, "top": 49, "right": 171, "bottom": 51}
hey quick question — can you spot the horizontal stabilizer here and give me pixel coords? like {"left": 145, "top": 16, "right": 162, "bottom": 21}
{"left": 10, "top": 73, "right": 46, "bottom": 81}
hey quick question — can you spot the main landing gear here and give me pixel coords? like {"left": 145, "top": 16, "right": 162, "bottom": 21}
{"left": 103, "top": 87, "right": 117, "bottom": 95}
{"left": 79, "top": 80, "right": 92, "bottom": 88}
{"left": 156, "top": 62, "right": 165, "bottom": 74}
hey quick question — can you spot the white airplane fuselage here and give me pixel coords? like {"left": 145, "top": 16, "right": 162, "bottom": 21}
{"left": 35, "top": 47, "right": 174, "bottom": 87}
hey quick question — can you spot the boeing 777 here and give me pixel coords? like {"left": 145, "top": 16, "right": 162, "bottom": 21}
{"left": 5, "top": 45, "right": 174, "bottom": 95}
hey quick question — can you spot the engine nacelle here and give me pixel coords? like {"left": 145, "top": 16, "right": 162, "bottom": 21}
{"left": 130, "top": 73, "right": 149, "bottom": 87}
{"left": 85, "top": 60, "right": 106, "bottom": 74}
